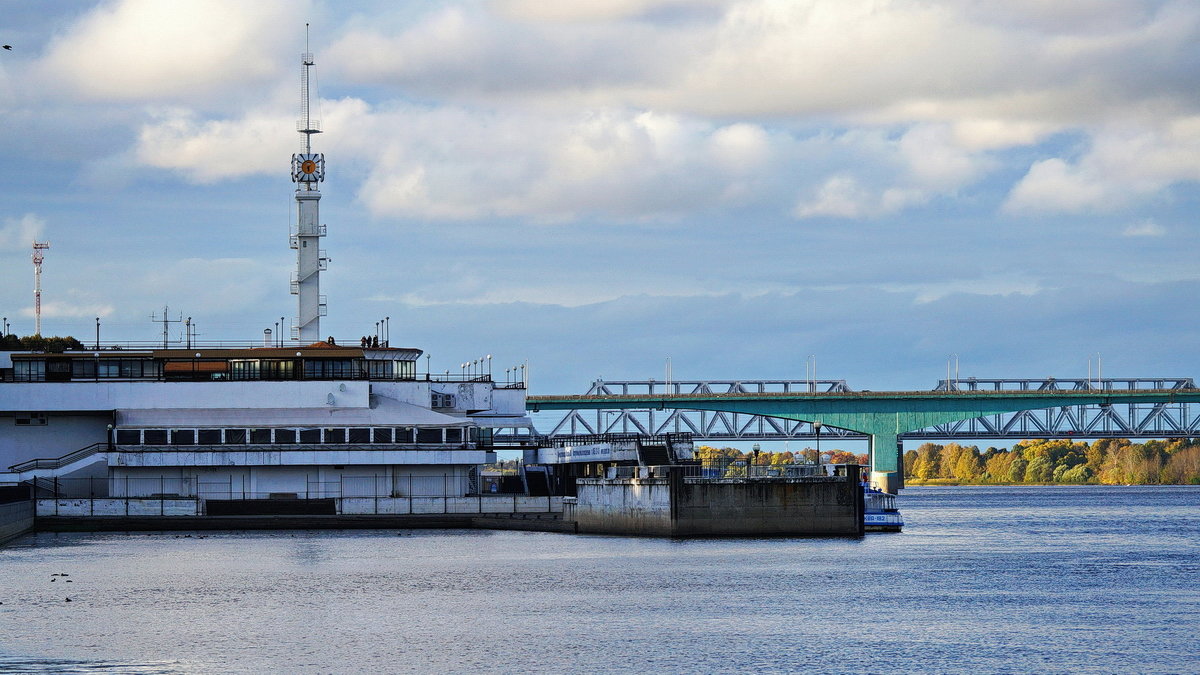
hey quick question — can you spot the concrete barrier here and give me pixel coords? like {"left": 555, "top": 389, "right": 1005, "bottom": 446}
{"left": 0, "top": 500, "right": 34, "bottom": 545}
{"left": 36, "top": 499, "right": 198, "bottom": 517}
{"left": 572, "top": 472, "right": 863, "bottom": 537}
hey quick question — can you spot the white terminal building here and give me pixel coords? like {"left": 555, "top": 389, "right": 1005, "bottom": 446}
{"left": 0, "top": 47, "right": 536, "bottom": 512}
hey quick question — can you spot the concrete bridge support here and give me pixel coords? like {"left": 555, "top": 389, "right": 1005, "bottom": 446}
{"left": 868, "top": 432, "right": 903, "bottom": 494}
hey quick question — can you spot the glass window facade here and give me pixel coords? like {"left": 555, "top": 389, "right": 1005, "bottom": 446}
{"left": 101, "top": 427, "right": 472, "bottom": 446}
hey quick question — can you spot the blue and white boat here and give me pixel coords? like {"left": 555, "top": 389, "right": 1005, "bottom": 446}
{"left": 863, "top": 484, "right": 903, "bottom": 532}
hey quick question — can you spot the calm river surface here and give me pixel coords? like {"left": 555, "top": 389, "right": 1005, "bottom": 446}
{"left": 1, "top": 486, "right": 1197, "bottom": 674}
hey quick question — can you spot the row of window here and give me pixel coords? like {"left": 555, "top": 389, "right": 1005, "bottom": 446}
{"left": 14, "top": 359, "right": 164, "bottom": 381}
{"left": 114, "top": 426, "right": 474, "bottom": 446}
{"left": 13, "top": 358, "right": 417, "bottom": 382}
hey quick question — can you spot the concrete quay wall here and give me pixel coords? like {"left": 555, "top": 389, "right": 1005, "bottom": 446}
{"left": 35, "top": 496, "right": 562, "bottom": 517}
{"left": 34, "top": 513, "right": 574, "bottom": 534}
{"left": 572, "top": 473, "right": 864, "bottom": 537}
{"left": 0, "top": 500, "right": 35, "bottom": 545}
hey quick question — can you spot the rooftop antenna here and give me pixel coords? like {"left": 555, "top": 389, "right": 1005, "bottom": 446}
{"left": 290, "top": 23, "right": 328, "bottom": 345}
{"left": 31, "top": 241, "right": 50, "bottom": 335}
{"left": 150, "top": 305, "right": 182, "bottom": 349}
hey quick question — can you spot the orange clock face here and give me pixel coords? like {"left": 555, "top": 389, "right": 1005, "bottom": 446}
{"left": 301, "top": 160, "right": 317, "bottom": 174}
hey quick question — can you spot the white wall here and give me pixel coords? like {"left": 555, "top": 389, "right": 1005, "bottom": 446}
{"left": 0, "top": 413, "right": 111, "bottom": 469}
{"left": 0, "top": 380, "right": 370, "bottom": 412}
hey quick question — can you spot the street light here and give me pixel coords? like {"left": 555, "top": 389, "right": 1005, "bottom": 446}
{"left": 751, "top": 443, "right": 761, "bottom": 478}
{"left": 813, "top": 422, "right": 823, "bottom": 465}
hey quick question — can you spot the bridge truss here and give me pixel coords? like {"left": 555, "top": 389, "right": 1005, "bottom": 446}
{"left": 536, "top": 378, "right": 1200, "bottom": 443}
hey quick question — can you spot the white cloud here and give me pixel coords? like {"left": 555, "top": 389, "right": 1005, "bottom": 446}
{"left": 1123, "top": 219, "right": 1166, "bottom": 237}
{"left": 494, "top": 0, "right": 732, "bottom": 23}
{"left": 20, "top": 298, "right": 116, "bottom": 320}
{"left": 39, "top": 0, "right": 294, "bottom": 102}
{"left": 1005, "top": 119, "right": 1200, "bottom": 213}
{"left": 135, "top": 107, "right": 295, "bottom": 183}
{"left": 793, "top": 124, "right": 993, "bottom": 219}
{"left": 0, "top": 214, "right": 46, "bottom": 251}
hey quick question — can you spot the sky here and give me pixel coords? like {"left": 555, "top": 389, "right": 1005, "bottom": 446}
{"left": 1, "top": 0, "right": 1199, "bottom": 399}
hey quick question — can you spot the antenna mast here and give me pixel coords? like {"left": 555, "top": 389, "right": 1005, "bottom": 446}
{"left": 149, "top": 305, "right": 183, "bottom": 349}
{"left": 31, "top": 241, "right": 50, "bottom": 335}
{"left": 290, "top": 23, "right": 328, "bottom": 345}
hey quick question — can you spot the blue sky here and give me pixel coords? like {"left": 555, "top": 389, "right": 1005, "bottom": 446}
{"left": 1, "top": 0, "right": 1199, "bottom": 396}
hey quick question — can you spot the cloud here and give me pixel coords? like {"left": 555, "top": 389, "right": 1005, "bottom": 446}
{"left": 1005, "top": 118, "right": 1200, "bottom": 213}
{"left": 135, "top": 107, "right": 295, "bottom": 183}
{"left": 494, "top": 0, "right": 732, "bottom": 23}
{"left": 38, "top": 0, "right": 294, "bottom": 102}
{"left": 0, "top": 214, "right": 46, "bottom": 251}
{"left": 20, "top": 298, "right": 116, "bottom": 320}
{"left": 793, "top": 124, "right": 992, "bottom": 219}
{"left": 1123, "top": 219, "right": 1166, "bottom": 237}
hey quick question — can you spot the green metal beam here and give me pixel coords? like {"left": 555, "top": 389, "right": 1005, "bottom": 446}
{"left": 527, "top": 389, "right": 1200, "bottom": 477}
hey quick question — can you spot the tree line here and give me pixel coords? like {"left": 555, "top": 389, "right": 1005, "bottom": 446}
{"left": 903, "top": 438, "right": 1200, "bottom": 485}
{"left": 697, "top": 445, "right": 868, "bottom": 468}
{"left": 1, "top": 334, "right": 86, "bottom": 352}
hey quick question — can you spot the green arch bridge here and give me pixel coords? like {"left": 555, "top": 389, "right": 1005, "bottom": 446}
{"left": 527, "top": 388, "right": 1200, "bottom": 492}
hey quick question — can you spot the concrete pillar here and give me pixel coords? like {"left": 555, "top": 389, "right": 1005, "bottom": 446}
{"left": 868, "top": 431, "right": 904, "bottom": 494}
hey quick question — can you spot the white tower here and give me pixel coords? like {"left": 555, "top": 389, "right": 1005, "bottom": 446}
{"left": 290, "top": 27, "right": 327, "bottom": 344}
{"left": 31, "top": 241, "right": 50, "bottom": 336}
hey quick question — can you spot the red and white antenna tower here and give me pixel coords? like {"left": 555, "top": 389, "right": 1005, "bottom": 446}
{"left": 31, "top": 240, "right": 50, "bottom": 336}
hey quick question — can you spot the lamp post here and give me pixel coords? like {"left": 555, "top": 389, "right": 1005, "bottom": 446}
{"left": 813, "top": 422, "right": 822, "bottom": 465}
{"left": 95, "top": 317, "right": 100, "bottom": 350}
{"left": 751, "top": 443, "right": 761, "bottom": 478}
{"left": 280, "top": 317, "right": 286, "bottom": 346}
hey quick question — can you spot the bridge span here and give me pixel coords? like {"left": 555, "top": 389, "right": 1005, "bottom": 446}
{"left": 527, "top": 377, "right": 1200, "bottom": 493}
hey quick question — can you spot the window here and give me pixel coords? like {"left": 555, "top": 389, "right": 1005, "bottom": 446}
{"left": 13, "top": 360, "right": 45, "bottom": 382}
{"left": 15, "top": 412, "right": 47, "bottom": 426}
{"left": 416, "top": 428, "right": 443, "bottom": 444}
{"left": 372, "top": 428, "right": 392, "bottom": 444}
{"left": 223, "top": 429, "right": 247, "bottom": 444}
{"left": 348, "top": 428, "right": 370, "bottom": 444}
{"left": 250, "top": 428, "right": 272, "bottom": 444}
{"left": 324, "top": 428, "right": 346, "bottom": 443}
{"left": 394, "top": 427, "right": 413, "bottom": 443}
{"left": 93, "top": 359, "right": 160, "bottom": 379}
{"left": 143, "top": 429, "right": 168, "bottom": 445}
{"left": 229, "top": 360, "right": 260, "bottom": 381}
{"left": 396, "top": 360, "right": 416, "bottom": 380}
{"left": 299, "top": 428, "right": 320, "bottom": 444}
{"left": 445, "top": 428, "right": 463, "bottom": 444}
{"left": 304, "top": 359, "right": 355, "bottom": 379}
{"left": 197, "top": 429, "right": 222, "bottom": 445}
{"left": 115, "top": 429, "right": 141, "bottom": 445}
{"left": 363, "top": 360, "right": 393, "bottom": 379}
{"left": 275, "top": 428, "right": 297, "bottom": 444}
{"left": 72, "top": 360, "right": 97, "bottom": 378}
{"left": 172, "top": 430, "right": 195, "bottom": 445}
{"left": 261, "top": 360, "right": 294, "bottom": 380}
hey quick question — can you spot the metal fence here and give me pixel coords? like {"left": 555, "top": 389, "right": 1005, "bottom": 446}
{"left": 31, "top": 476, "right": 560, "bottom": 516}
{"left": 33, "top": 475, "right": 510, "bottom": 499}
{"left": 605, "top": 459, "right": 855, "bottom": 481}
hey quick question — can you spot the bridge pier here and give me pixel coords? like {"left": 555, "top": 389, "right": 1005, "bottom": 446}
{"left": 868, "top": 431, "right": 904, "bottom": 493}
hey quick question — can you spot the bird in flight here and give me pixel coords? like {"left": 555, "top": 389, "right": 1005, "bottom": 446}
{"left": 2, "top": 45, "right": 12, "bottom": 50}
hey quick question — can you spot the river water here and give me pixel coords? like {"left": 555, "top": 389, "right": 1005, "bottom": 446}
{"left": 0, "top": 486, "right": 1197, "bottom": 674}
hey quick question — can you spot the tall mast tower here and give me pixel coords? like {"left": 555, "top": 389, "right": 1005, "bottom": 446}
{"left": 31, "top": 241, "right": 50, "bottom": 335}
{"left": 289, "top": 24, "right": 328, "bottom": 344}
